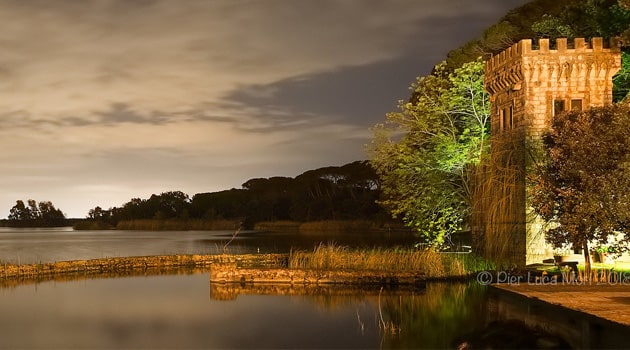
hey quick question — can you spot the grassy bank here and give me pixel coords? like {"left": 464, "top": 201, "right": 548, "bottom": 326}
{"left": 254, "top": 220, "right": 410, "bottom": 234}
{"left": 288, "top": 244, "right": 494, "bottom": 278}
{"left": 72, "top": 219, "right": 241, "bottom": 231}
{"left": 72, "top": 219, "right": 409, "bottom": 233}
{"left": 210, "top": 246, "right": 493, "bottom": 284}
{"left": 253, "top": 221, "right": 302, "bottom": 233}
{"left": 116, "top": 219, "right": 240, "bottom": 231}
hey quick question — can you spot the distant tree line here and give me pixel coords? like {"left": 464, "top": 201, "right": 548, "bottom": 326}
{"left": 83, "top": 161, "right": 390, "bottom": 229}
{"left": 5, "top": 199, "right": 67, "bottom": 227}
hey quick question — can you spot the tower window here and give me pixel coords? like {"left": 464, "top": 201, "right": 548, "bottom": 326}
{"left": 554, "top": 100, "right": 566, "bottom": 116}
{"left": 571, "top": 99, "right": 583, "bottom": 111}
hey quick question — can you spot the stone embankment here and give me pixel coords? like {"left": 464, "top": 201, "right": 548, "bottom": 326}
{"left": 0, "top": 254, "right": 287, "bottom": 285}
{"left": 209, "top": 262, "right": 425, "bottom": 285}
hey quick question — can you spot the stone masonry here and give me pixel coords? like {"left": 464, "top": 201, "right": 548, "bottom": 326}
{"left": 484, "top": 38, "right": 622, "bottom": 265}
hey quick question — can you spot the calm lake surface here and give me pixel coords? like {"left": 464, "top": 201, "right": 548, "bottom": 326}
{"left": 0, "top": 227, "right": 419, "bottom": 264}
{"left": 0, "top": 228, "right": 627, "bottom": 349}
{"left": 0, "top": 273, "right": 627, "bottom": 349}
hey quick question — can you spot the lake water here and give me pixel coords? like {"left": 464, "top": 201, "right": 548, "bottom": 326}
{"left": 0, "top": 228, "right": 628, "bottom": 348}
{"left": 0, "top": 227, "right": 419, "bottom": 264}
{"left": 0, "top": 273, "right": 627, "bottom": 349}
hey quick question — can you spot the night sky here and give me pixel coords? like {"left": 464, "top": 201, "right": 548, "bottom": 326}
{"left": 0, "top": 0, "right": 530, "bottom": 217}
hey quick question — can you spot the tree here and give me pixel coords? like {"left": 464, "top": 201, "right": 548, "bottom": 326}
{"left": 368, "top": 58, "right": 490, "bottom": 246}
{"left": 529, "top": 105, "right": 630, "bottom": 276}
{"left": 88, "top": 206, "right": 106, "bottom": 220}
{"left": 38, "top": 201, "right": 65, "bottom": 221}
{"left": 7, "top": 199, "right": 66, "bottom": 226}
{"left": 8, "top": 200, "right": 30, "bottom": 221}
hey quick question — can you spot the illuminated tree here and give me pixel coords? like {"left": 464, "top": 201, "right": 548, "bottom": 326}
{"left": 368, "top": 58, "right": 489, "bottom": 246}
{"left": 530, "top": 105, "right": 630, "bottom": 275}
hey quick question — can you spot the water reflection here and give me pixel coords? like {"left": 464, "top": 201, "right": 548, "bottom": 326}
{"left": 0, "top": 271, "right": 628, "bottom": 349}
{"left": 210, "top": 282, "right": 490, "bottom": 349}
{"left": 210, "top": 281, "right": 630, "bottom": 349}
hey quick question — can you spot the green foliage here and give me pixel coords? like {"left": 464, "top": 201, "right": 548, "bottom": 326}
{"left": 441, "top": 0, "right": 630, "bottom": 74}
{"left": 614, "top": 51, "right": 630, "bottom": 102}
{"left": 531, "top": 0, "right": 630, "bottom": 40}
{"left": 531, "top": 15, "right": 576, "bottom": 39}
{"left": 441, "top": 0, "right": 576, "bottom": 72}
{"left": 529, "top": 105, "right": 630, "bottom": 258}
{"left": 368, "top": 59, "right": 489, "bottom": 246}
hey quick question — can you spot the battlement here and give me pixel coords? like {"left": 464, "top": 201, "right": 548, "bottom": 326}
{"left": 485, "top": 37, "right": 621, "bottom": 72}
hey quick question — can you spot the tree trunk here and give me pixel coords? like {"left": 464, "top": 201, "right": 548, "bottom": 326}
{"left": 582, "top": 241, "right": 591, "bottom": 281}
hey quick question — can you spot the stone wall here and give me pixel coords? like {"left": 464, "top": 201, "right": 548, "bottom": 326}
{"left": 209, "top": 262, "right": 426, "bottom": 286}
{"left": 0, "top": 253, "right": 288, "bottom": 284}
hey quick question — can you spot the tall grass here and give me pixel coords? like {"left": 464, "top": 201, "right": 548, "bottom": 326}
{"left": 253, "top": 221, "right": 302, "bottom": 233}
{"left": 115, "top": 219, "right": 240, "bottom": 231}
{"left": 298, "top": 220, "right": 387, "bottom": 234}
{"left": 254, "top": 220, "right": 410, "bottom": 234}
{"left": 288, "top": 243, "right": 494, "bottom": 278}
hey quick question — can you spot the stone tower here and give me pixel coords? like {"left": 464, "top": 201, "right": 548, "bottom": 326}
{"left": 483, "top": 38, "right": 622, "bottom": 266}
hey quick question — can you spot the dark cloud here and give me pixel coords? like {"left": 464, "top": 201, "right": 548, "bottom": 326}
{"left": 94, "top": 103, "right": 170, "bottom": 126}
{"left": 221, "top": 2, "right": 530, "bottom": 132}
{"left": 89, "top": 104, "right": 244, "bottom": 127}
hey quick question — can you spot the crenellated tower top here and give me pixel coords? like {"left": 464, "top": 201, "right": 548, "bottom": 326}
{"left": 485, "top": 37, "right": 621, "bottom": 136}
{"left": 485, "top": 37, "right": 620, "bottom": 73}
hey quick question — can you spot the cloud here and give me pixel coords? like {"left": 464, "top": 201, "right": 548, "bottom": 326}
{"left": 0, "top": 0, "right": 529, "bottom": 119}
{"left": 217, "top": 3, "right": 530, "bottom": 132}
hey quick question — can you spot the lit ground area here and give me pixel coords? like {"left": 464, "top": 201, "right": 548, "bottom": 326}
{"left": 494, "top": 282, "right": 630, "bottom": 326}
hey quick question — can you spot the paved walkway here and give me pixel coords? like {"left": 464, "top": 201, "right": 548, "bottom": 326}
{"left": 493, "top": 283, "right": 630, "bottom": 326}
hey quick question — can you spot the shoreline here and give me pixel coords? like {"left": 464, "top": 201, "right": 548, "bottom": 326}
{"left": 0, "top": 253, "right": 469, "bottom": 286}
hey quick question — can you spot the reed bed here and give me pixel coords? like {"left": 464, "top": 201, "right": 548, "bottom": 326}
{"left": 253, "top": 221, "right": 302, "bottom": 233}
{"left": 115, "top": 219, "right": 240, "bottom": 231}
{"left": 298, "top": 220, "right": 386, "bottom": 234}
{"left": 288, "top": 244, "right": 494, "bottom": 278}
